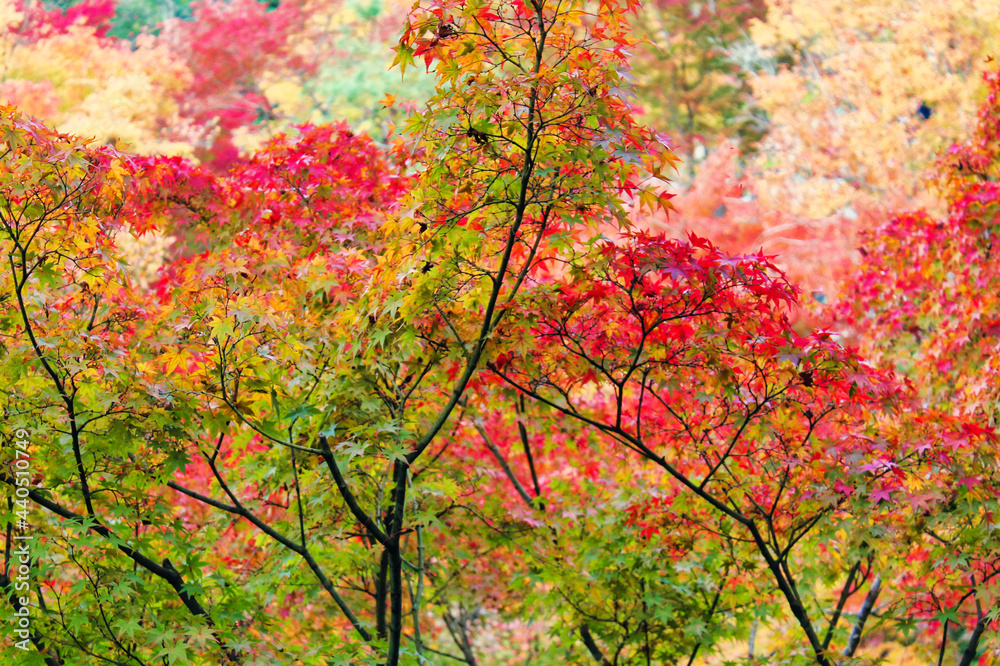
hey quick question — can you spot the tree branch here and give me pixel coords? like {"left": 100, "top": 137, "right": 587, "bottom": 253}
{"left": 580, "top": 623, "right": 612, "bottom": 666}
{"left": 1, "top": 476, "right": 239, "bottom": 662}
{"left": 475, "top": 425, "right": 537, "bottom": 509}
{"left": 957, "top": 601, "right": 988, "bottom": 666}
{"left": 823, "top": 561, "right": 860, "bottom": 651}
{"left": 841, "top": 575, "right": 881, "bottom": 659}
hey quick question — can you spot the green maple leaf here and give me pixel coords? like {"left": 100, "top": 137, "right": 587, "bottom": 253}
{"left": 155, "top": 643, "right": 191, "bottom": 664}
{"left": 184, "top": 623, "right": 218, "bottom": 648}
{"left": 114, "top": 616, "right": 143, "bottom": 639}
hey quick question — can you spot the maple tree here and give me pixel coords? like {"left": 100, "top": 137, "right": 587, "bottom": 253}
{"left": 0, "top": 106, "right": 255, "bottom": 663}
{"left": 744, "top": 0, "right": 998, "bottom": 220}
{"left": 834, "top": 63, "right": 1000, "bottom": 666}
{"left": 2, "top": 0, "right": 1000, "bottom": 664}
{"left": 2, "top": 0, "right": 675, "bottom": 661}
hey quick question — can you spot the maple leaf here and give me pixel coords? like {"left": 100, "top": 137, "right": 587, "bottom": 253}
{"left": 868, "top": 486, "right": 894, "bottom": 505}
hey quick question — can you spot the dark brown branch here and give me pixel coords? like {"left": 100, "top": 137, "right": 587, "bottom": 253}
{"left": 376, "top": 548, "right": 390, "bottom": 640}
{"left": 823, "top": 561, "right": 861, "bottom": 651}
{"left": 318, "top": 436, "right": 390, "bottom": 545}
{"left": 475, "top": 425, "right": 536, "bottom": 509}
{"left": 842, "top": 575, "right": 881, "bottom": 659}
{"left": 516, "top": 400, "right": 543, "bottom": 500}
{"left": 937, "top": 619, "right": 949, "bottom": 666}
{"left": 443, "top": 608, "right": 479, "bottom": 665}
{"left": 580, "top": 623, "right": 612, "bottom": 666}
{"left": 1, "top": 477, "right": 238, "bottom": 662}
{"left": 686, "top": 578, "right": 726, "bottom": 666}
{"left": 957, "top": 602, "right": 988, "bottom": 666}
{"left": 745, "top": 521, "right": 832, "bottom": 666}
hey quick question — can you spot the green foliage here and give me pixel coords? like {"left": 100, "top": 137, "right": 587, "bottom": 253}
{"left": 106, "top": 0, "right": 193, "bottom": 39}
{"left": 298, "top": 0, "right": 437, "bottom": 136}
{"left": 632, "top": 0, "right": 767, "bottom": 157}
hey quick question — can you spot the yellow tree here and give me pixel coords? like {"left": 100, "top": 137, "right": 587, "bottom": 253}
{"left": 745, "top": 0, "right": 998, "bottom": 220}
{"left": 0, "top": 1, "right": 192, "bottom": 156}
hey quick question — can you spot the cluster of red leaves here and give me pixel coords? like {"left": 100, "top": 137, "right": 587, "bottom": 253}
{"left": 833, "top": 64, "right": 1000, "bottom": 645}
{"left": 122, "top": 122, "right": 407, "bottom": 260}
{"left": 159, "top": 0, "right": 314, "bottom": 168}
{"left": 623, "top": 491, "right": 694, "bottom": 544}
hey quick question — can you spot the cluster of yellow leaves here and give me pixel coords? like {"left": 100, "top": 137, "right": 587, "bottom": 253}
{"left": 747, "top": 0, "right": 999, "bottom": 218}
{"left": 0, "top": 1, "right": 193, "bottom": 156}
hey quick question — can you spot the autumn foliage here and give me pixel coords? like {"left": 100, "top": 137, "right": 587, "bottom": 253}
{"left": 0, "top": 1, "right": 999, "bottom": 665}
{"left": 833, "top": 65, "right": 1000, "bottom": 663}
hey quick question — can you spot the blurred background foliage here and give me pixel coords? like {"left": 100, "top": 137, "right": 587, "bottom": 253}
{"left": 13, "top": 0, "right": 994, "bottom": 207}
